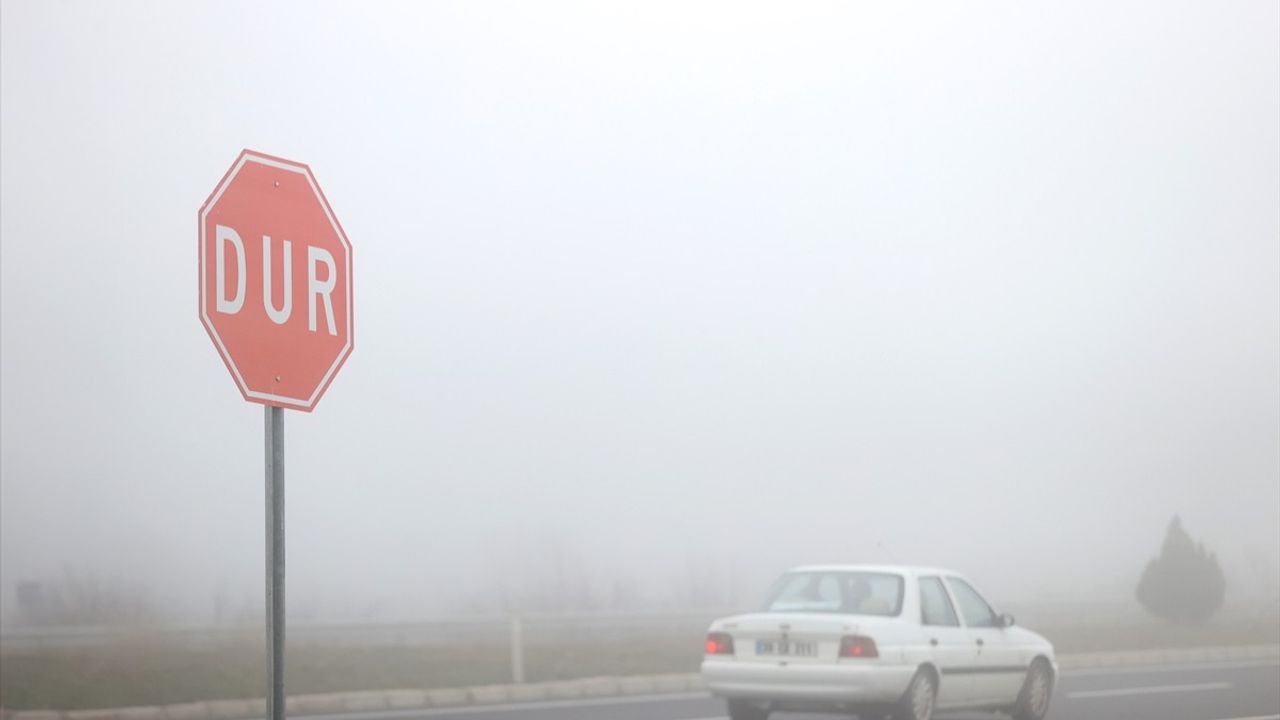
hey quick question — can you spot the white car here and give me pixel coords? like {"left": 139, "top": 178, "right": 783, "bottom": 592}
{"left": 701, "top": 565, "right": 1056, "bottom": 720}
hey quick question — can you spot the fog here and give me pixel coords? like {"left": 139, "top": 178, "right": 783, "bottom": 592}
{"left": 2, "top": 1, "right": 1277, "bottom": 626}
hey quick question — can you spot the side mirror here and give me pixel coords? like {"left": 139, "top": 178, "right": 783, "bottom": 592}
{"left": 998, "top": 613, "right": 1015, "bottom": 628}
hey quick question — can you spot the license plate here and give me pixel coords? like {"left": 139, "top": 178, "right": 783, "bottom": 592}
{"left": 755, "top": 638, "right": 817, "bottom": 657}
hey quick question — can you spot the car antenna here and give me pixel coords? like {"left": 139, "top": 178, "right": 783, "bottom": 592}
{"left": 876, "top": 541, "right": 898, "bottom": 564}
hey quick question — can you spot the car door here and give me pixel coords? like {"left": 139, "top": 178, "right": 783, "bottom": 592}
{"left": 917, "top": 575, "right": 974, "bottom": 708}
{"left": 945, "top": 576, "right": 1026, "bottom": 705}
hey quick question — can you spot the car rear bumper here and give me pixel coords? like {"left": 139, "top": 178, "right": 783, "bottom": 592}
{"left": 701, "top": 658, "right": 916, "bottom": 703}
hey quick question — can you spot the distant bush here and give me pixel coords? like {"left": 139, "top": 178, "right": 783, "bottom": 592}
{"left": 1136, "top": 516, "right": 1226, "bottom": 624}
{"left": 15, "top": 569, "right": 160, "bottom": 626}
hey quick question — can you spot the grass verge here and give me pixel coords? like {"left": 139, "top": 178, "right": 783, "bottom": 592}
{"left": 2, "top": 616, "right": 1276, "bottom": 710}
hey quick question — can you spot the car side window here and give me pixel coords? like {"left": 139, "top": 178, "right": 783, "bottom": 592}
{"left": 946, "top": 577, "right": 999, "bottom": 627}
{"left": 918, "top": 576, "right": 960, "bottom": 627}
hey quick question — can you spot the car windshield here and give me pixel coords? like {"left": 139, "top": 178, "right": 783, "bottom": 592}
{"left": 762, "top": 571, "right": 905, "bottom": 616}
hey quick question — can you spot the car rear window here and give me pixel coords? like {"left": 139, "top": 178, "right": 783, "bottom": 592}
{"left": 762, "top": 571, "right": 904, "bottom": 616}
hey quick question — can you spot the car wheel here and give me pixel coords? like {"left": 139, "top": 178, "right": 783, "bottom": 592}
{"left": 727, "top": 699, "right": 769, "bottom": 720}
{"left": 893, "top": 669, "right": 937, "bottom": 720}
{"left": 1011, "top": 659, "right": 1054, "bottom": 720}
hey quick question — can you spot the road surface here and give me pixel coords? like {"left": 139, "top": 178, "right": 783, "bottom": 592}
{"left": 309, "top": 659, "right": 1279, "bottom": 720}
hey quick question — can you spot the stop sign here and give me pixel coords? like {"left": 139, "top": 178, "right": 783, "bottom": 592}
{"left": 199, "top": 150, "right": 353, "bottom": 412}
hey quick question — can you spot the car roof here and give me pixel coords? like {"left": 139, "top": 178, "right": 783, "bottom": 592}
{"left": 787, "top": 564, "right": 963, "bottom": 578}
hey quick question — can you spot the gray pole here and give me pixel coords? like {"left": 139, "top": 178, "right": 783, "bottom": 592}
{"left": 509, "top": 616, "right": 525, "bottom": 684}
{"left": 265, "top": 406, "right": 285, "bottom": 720}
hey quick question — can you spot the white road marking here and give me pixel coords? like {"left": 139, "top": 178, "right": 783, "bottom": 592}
{"left": 1068, "top": 681, "right": 1233, "bottom": 699}
{"left": 1209, "top": 716, "right": 1280, "bottom": 720}
{"left": 1064, "top": 659, "right": 1280, "bottom": 677}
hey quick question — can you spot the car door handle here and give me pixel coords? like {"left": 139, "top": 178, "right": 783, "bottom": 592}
{"left": 976, "top": 638, "right": 984, "bottom": 647}
{"left": 929, "top": 638, "right": 938, "bottom": 647}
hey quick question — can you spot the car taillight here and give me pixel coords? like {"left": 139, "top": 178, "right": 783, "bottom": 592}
{"left": 705, "top": 632, "right": 735, "bottom": 655}
{"left": 839, "top": 635, "right": 879, "bottom": 658}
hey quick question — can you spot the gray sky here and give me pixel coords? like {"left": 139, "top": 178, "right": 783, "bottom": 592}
{"left": 2, "top": 1, "right": 1278, "bottom": 623}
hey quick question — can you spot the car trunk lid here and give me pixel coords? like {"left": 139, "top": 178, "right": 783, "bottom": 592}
{"left": 715, "top": 612, "right": 893, "bottom": 663}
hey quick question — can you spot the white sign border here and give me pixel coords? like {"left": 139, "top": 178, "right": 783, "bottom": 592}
{"left": 198, "top": 150, "right": 354, "bottom": 411}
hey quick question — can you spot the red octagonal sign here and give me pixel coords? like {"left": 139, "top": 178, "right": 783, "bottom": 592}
{"left": 199, "top": 150, "right": 353, "bottom": 412}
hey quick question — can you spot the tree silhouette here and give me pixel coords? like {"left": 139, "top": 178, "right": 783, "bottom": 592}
{"left": 1136, "top": 516, "right": 1226, "bottom": 624}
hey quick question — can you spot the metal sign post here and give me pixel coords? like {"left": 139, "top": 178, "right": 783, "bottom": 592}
{"left": 265, "top": 406, "right": 285, "bottom": 720}
{"left": 199, "top": 150, "right": 354, "bottom": 720}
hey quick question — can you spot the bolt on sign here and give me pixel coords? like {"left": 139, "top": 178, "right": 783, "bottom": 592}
{"left": 199, "top": 150, "right": 353, "bottom": 411}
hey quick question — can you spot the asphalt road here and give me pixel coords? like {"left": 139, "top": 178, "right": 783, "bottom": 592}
{"left": 310, "top": 659, "right": 1279, "bottom": 720}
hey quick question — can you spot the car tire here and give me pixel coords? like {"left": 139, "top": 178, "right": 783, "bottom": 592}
{"left": 727, "top": 699, "right": 769, "bottom": 720}
{"left": 893, "top": 669, "right": 937, "bottom": 720}
{"left": 1011, "top": 659, "right": 1054, "bottom": 720}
